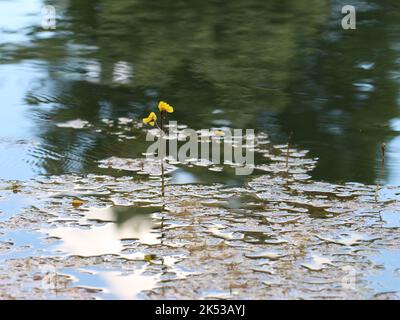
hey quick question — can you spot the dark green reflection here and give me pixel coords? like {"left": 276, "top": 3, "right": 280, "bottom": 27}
{"left": 3, "top": 0, "right": 400, "bottom": 184}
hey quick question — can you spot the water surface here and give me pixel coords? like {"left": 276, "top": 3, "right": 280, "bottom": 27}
{"left": 1, "top": 0, "right": 400, "bottom": 184}
{"left": 1, "top": 0, "right": 400, "bottom": 299}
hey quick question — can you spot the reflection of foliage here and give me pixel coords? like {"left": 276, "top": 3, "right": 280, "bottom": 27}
{"left": 277, "top": 0, "right": 400, "bottom": 182}
{"left": 73, "top": 0, "right": 329, "bottom": 124}
{"left": 8, "top": 0, "right": 400, "bottom": 184}
{"left": 14, "top": 0, "right": 330, "bottom": 176}
{"left": 29, "top": 0, "right": 330, "bottom": 127}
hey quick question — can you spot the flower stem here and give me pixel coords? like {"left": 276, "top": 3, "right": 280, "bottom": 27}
{"left": 286, "top": 132, "right": 293, "bottom": 170}
{"left": 160, "top": 111, "right": 165, "bottom": 197}
{"left": 376, "top": 142, "right": 386, "bottom": 201}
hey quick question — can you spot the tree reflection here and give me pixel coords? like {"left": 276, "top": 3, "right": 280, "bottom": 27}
{"left": 8, "top": 0, "right": 400, "bottom": 183}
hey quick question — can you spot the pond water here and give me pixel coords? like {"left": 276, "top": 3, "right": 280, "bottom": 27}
{"left": 1, "top": 0, "right": 400, "bottom": 299}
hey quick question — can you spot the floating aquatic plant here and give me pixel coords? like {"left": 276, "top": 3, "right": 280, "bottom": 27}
{"left": 375, "top": 142, "right": 386, "bottom": 200}
{"left": 143, "top": 101, "right": 174, "bottom": 197}
{"left": 2, "top": 141, "right": 400, "bottom": 299}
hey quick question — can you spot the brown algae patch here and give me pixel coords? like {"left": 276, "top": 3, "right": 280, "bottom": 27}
{"left": 0, "top": 140, "right": 400, "bottom": 299}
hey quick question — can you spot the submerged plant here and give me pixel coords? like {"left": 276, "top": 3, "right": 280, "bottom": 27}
{"left": 375, "top": 142, "right": 386, "bottom": 201}
{"left": 143, "top": 101, "right": 174, "bottom": 196}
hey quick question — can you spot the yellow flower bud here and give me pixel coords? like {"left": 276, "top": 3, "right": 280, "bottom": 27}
{"left": 143, "top": 112, "right": 157, "bottom": 126}
{"left": 158, "top": 101, "right": 174, "bottom": 113}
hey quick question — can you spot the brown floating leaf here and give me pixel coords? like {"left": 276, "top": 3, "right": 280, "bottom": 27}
{"left": 71, "top": 199, "right": 85, "bottom": 208}
{"left": 144, "top": 254, "right": 157, "bottom": 262}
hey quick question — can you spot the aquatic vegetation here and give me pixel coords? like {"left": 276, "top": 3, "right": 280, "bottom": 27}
{"left": 71, "top": 199, "right": 85, "bottom": 208}
{"left": 158, "top": 101, "right": 174, "bottom": 114}
{"left": 0, "top": 136, "right": 400, "bottom": 299}
{"left": 143, "top": 101, "right": 175, "bottom": 197}
{"left": 376, "top": 143, "right": 386, "bottom": 199}
{"left": 98, "top": 157, "right": 178, "bottom": 176}
{"left": 142, "top": 112, "right": 157, "bottom": 127}
{"left": 1, "top": 0, "right": 400, "bottom": 301}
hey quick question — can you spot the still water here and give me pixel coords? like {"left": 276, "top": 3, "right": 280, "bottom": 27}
{"left": 1, "top": 0, "right": 400, "bottom": 299}
{"left": 1, "top": 0, "right": 400, "bottom": 184}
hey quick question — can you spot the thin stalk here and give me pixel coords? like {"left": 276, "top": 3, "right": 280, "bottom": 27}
{"left": 381, "top": 142, "right": 386, "bottom": 178}
{"left": 160, "top": 111, "right": 165, "bottom": 197}
{"left": 286, "top": 132, "right": 293, "bottom": 170}
{"left": 375, "top": 142, "right": 386, "bottom": 201}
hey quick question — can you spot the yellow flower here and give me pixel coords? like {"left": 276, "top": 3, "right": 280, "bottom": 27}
{"left": 158, "top": 101, "right": 174, "bottom": 113}
{"left": 143, "top": 112, "right": 157, "bottom": 126}
{"left": 214, "top": 130, "right": 225, "bottom": 137}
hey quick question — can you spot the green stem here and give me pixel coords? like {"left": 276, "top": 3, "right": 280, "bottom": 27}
{"left": 375, "top": 143, "right": 386, "bottom": 201}
{"left": 286, "top": 132, "right": 292, "bottom": 170}
{"left": 160, "top": 111, "right": 165, "bottom": 197}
